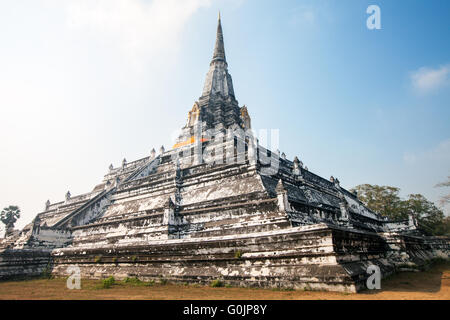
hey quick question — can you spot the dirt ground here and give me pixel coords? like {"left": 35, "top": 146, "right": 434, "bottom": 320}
{"left": 0, "top": 262, "right": 449, "bottom": 300}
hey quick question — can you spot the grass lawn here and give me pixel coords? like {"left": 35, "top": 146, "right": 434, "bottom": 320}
{"left": 0, "top": 261, "right": 449, "bottom": 300}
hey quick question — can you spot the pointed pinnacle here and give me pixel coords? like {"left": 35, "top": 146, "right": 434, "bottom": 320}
{"left": 212, "top": 13, "right": 226, "bottom": 63}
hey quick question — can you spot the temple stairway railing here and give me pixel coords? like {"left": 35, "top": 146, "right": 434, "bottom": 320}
{"left": 52, "top": 156, "right": 161, "bottom": 230}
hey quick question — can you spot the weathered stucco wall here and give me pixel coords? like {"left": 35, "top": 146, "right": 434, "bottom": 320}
{"left": 48, "top": 224, "right": 449, "bottom": 292}
{"left": 0, "top": 248, "right": 52, "bottom": 280}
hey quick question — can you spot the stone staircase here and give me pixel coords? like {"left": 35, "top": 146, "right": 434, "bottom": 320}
{"left": 52, "top": 156, "right": 161, "bottom": 230}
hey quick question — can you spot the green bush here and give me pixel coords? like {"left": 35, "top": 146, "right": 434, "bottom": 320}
{"left": 283, "top": 287, "right": 295, "bottom": 291}
{"left": 41, "top": 264, "right": 52, "bottom": 279}
{"left": 94, "top": 255, "right": 102, "bottom": 263}
{"left": 234, "top": 250, "right": 243, "bottom": 259}
{"left": 123, "top": 277, "right": 145, "bottom": 286}
{"left": 131, "top": 255, "right": 138, "bottom": 262}
{"left": 102, "top": 276, "right": 115, "bottom": 289}
{"left": 303, "top": 284, "right": 312, "bottom": 291}
{"left": 159, "top": 277, "right": 168, "bottom": 285}
{"left": 210, "top": 279, "right": 224, "bottom": 288}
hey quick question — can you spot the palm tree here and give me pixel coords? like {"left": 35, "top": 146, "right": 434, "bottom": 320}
{"left": 0, "top": 205, "right": 20, "bottom": 238}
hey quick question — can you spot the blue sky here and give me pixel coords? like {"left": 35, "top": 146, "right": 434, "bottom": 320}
{"left": 0, "top": 0, "right": 449, "bottom": 230}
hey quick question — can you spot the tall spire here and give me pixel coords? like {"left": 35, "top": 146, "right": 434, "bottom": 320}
{"left": 201, "top": 13, "right": 235, "bottom": 99}
{"left": 212, "top": 12, "right": 226, "bottom": 63}
{"left": 174, "top": 12, "right": 242, "bottom": 145}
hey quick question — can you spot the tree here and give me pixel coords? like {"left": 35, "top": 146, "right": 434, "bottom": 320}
{"left": 403, "top": 194, "right": 445, "bottom": 235}
{"left": 350, "top": 184, "right": 447, "bottom": 236}
{"left": 349, "top": 184, "right": 405, "bottom": 220}
{"left": 435, "top": 176, "right": 450, "bottom": 206}
{"left": 0, "top": 205, "right": 20, "bottom": 237}
{"left": 433, "top": 216, "right": 450, "bottom": 236}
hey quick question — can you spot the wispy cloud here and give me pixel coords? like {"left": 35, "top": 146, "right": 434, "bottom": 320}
{"left": 289, "top": 6, "right": 316, "bottom": 26}
{"left": 403, "top": 138, "right": 450, "bottom": 165}
{"left": 410, "top": 64, "right": 450, "bottom": 94}
{"left": 403, "top": 139, "right": 450, "bottom": 214}
{"left": 288, "top": 1, "right": 334, "bottom": 28}
{"left": 65, "top": 0, "right": 212, "bottom": 68}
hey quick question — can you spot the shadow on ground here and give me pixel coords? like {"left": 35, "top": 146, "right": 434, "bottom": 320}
{"left": 360, "top": 262, "right": 448, "bottom": 295}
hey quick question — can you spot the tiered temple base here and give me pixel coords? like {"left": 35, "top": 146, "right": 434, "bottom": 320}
{"left": 46, "top": 224, "right": 448, "bottom": 292}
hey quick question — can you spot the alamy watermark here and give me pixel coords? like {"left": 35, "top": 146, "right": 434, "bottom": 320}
{"left": 66, "top": 265, "right": 81, "bottom": 290}
{"left": 366, "top": 265, "right": 381, "bottom": 290}
{"left": 367, "top": 5, "right": 381, "bottom": 30}
{"left": 170, "top": 124, "right": 282, "bottom": 177}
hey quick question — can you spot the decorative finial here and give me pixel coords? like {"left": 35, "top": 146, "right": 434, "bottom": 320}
{"left": 276, "top": 179, "right": 286, "bottom": 193}
{"left": 65, "top": 191, "right": 71, "bottom": 201}
{"left": 334, "top": 178, "right": 340, "bottom": 187}
{"left": 212, "top": 11, "right": 226, "bottom": 63}
{"left": 293, "top": 157, "right": 301, "bottom": 176}
{"left": 160, "top": 145, "right": 165, "bottom": 154}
